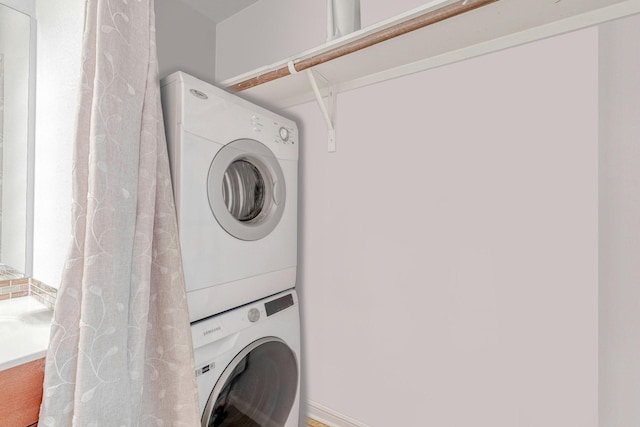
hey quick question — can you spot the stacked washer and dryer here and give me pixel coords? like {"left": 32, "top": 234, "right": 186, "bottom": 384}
{"left": 161, "top": 72, "right": 301, "bottom": 427}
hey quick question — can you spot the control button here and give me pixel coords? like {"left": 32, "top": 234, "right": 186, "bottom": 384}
{"left": 279, "top": 127, "right": 289, "bottom": 142}
{"left": 248, "top": 308, "right": 260, "bottom": 323}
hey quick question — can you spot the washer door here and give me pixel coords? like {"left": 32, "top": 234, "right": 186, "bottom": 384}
{"left": 208, "top": 139, "right": 286, "bottom": 241}
{"left": 202, "top": 337, "right": 299, "bottom": 427}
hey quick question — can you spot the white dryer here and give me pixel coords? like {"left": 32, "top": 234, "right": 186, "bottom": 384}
{"left": 161, "top": 72, "right": 299, "bottom": 322}
{"left": 192, "top": 289, "right": 301, "bottom": 427}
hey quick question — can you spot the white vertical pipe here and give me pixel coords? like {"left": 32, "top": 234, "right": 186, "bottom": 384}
{"left": 327, "top": 0, "right": 335, "bottom": 41}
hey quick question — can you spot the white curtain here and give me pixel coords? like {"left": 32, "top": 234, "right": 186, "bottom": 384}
{"left": 39, "top": 0, "right": 200, "bottom": 425}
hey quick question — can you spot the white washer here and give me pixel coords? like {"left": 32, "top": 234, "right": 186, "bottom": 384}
{"left": 192, "top": 289, "right": 301, "bottom": 427}
{"left": 161, "top": 72, "right": 299, "bottom": 322}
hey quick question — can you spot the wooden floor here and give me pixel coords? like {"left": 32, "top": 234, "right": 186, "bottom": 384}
{"left": 308, "top": 418, "right": 329, "bottom": 427}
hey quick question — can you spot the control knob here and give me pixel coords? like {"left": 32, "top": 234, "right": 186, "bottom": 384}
{"left": 279, "top": 127, "right": 289, "bottom": 142}
{"left": 248, "top": 308, "right": 260, "bottom": 323}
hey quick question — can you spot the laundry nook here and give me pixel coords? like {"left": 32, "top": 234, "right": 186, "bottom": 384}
{"left": 1, "top": 0, "right": 640, "bottom": 426}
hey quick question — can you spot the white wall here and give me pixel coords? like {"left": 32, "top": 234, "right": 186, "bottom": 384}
{"left": 33, "top": 0, "right": 84, "bottom": 286}
{"left": 599, "top": 13, "right": 640, "bottom": 426}
{"left": 215, "top": 0, "right": 326, "bottom": 81}
{"left": 359, "top": 0, "right": 433, "bottom": 27}
{"left": 286, "top": 27, "right": 598, "bottom": 426}
{"left": 0, "top": 3, "right": 31, "bottom": 272}
{"left": 155, "top": 0, "right": 216, "bottom": 81}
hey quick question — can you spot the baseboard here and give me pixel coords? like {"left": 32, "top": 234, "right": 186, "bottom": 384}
{"left": 307, "top": 401, "right": 369, "bottom": 427}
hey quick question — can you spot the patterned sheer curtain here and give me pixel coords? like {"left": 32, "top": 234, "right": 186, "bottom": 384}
{"left": 39, "top": 0, "right": 200, "bottom": 425}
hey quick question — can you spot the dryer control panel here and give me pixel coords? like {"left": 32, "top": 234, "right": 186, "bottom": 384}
{"left": 275, "top": 125, "right": 295, "bottom": 146}
{"left": 164, "top": 71, "right": 298, "bottom": 162}
{"left": 249, "top": 114, "right": 296, "bottom": 146}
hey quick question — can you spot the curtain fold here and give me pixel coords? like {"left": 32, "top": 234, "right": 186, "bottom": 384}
{"left": 39, "top": 0, "right": 200, "bottom": 425}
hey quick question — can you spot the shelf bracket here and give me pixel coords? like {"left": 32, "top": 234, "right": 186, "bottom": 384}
{"left": 305, "top": 69, "right": 337, "bottom": 152}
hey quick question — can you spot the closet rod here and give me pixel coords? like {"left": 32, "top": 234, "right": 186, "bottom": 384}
{"left": 229, "top": 0, "right": 499, "bottom": 92}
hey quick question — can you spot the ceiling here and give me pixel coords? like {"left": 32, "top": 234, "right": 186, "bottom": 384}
{"left": 177, "top": 0, "right": 259, "bottom": 23}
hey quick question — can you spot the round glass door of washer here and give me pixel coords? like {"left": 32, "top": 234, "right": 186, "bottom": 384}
{"left": 201, "top": 337, "right": 299, "bottom": 427}
{"left": 207, "top": 139, "right": 286, "bottom": 241}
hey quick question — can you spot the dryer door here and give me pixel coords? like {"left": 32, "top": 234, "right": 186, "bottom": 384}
{"left": 208, "top": 139, "right": 286, "bottom": 241}
{"left": 202, "top": 337, "right": 299, "bottom": 427}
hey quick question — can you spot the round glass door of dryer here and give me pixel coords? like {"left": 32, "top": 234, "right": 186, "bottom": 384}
{"left": 207, "top": 139, "right": 286, "bottom": 241}
{"left": 201, "top": 337, "right": 299, "bottom": 427}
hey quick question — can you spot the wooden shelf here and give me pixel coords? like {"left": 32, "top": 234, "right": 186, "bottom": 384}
{"left": 220, "top": 0, "right": 640, "bottom": 110}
